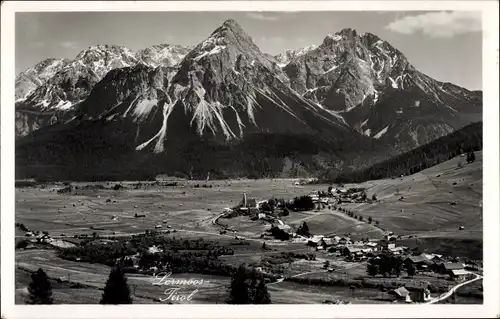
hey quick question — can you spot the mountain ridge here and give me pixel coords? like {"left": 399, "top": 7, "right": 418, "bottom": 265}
{"left": 14, "top": 19, "right": 481, "bottom": 181}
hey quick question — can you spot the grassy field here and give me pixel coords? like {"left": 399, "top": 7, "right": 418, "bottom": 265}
{"left": 339, "top": 152, "right": 482, "bottom": 240}
{"left": 14, "top": 152, "right": 482, "bottom": 303}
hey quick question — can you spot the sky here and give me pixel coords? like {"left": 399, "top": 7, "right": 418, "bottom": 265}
{"left": 15, "top": 11, "right": 482, "bottom": 90}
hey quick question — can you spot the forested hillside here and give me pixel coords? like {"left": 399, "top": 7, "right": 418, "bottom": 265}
{"left": 326, "top": 122, "right": 482, "bottom": 183}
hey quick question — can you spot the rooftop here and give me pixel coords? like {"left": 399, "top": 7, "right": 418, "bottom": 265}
{"left": 444, "top": 262, "right": 464, "bottom": 270}
{"left": 392, "top": 286, "right": 410, "bottom": 298}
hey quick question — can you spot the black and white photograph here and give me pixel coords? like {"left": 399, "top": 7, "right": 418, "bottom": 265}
{"left": 1, "top": 1, "right": 499, "bottom": 318}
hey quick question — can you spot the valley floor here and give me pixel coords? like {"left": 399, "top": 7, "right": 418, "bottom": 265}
{"left": 14, "top": 153, "right": 483, "bottom": 304}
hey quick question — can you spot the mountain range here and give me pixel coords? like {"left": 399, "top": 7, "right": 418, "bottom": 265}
{"left": 15, "top": 19, "right": 482, "bottom": 181}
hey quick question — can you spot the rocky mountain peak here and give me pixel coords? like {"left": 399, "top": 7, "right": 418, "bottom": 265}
{"left": 136, "top": 43, "right": 191, "bottom": 68}
{"left": 360, "top": 32, "right": 381, "bottom": 46}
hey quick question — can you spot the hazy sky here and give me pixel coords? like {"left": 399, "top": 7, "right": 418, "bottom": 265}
{"left": 16, "top": 11, "right": 482, "bottom": 90}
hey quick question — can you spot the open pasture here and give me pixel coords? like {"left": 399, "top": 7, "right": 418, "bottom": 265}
{"left": 284, "top": 210, "right": 385, "bottom": 240}
{"left": 339, "top": 152, "right": 482, "bottom": 240}
{"left": 15, "top": 178, "right": 321, "bottom": 240}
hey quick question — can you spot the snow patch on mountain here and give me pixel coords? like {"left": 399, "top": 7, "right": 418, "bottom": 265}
{"left": 15, "top": 58, "right": 70, "bottom": 101}
{"left": 194, "top": 45, "right": 226, "bottom": 61}
{"left": 136, "top": 44, "right": 191, "bottom": 67}
{"left": 132, "top": 98, "right": 158, "bottom": 121}
{"left": 374, "top": 126, "right": 389, "bottom": 139}
{"left": 54, "top": 100, "right": 77, "bottom": 111}
{"left": 274, "top": 45, "right": 317, "bottom": 67}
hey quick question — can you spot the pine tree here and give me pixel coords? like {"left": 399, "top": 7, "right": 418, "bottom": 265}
{"left": 407, "top": 263, "right": 416, "bottom": 278}
{"left": 367, "top": 263, "right": 378, "bottom": 277}
{"left": 100, "top": 266, "right": 132, "bottom": 304}
{"left": 227, "top": 265, "right": 271, "bottom": 304}
{"left": 250, "top": 274, "right": 271, "bottom": 304}
{"left": 301, "top": 222, "right": 309, "bottom": 234}
{"left": 227, "top": 265, "right": 251, "bottom": 304}
{"left": 297, "top": 221, "right": 311, "bottom": 237}
{"left": 27, "top": 268, "right": 53, "bottom": 304}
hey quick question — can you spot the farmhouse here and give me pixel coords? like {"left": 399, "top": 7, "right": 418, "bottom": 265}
{"left": 405, "top": 254, "right": 433, "bottom": 270}
{"left": 389, "top": 286, "right": 411, "bottom": 302}
{"left": 450, "top": 269, "right": 469, "bottom": 279}
{"left": 342, "top": 246, "right": 363, "bottom": 257}
{"left": 322, "top": 238, "right": 334, "bottom": 247}
{"left": 440, "top": 262, "right": 465, "bottom": 275}
{"left": 338, "top": 236, "right": 352, "bottom": 245}
{"left": 405, "top": 282, "right": 431, "bottom": 303}
{"left": 308, "top": 235, "right": 325, "bottom": 247}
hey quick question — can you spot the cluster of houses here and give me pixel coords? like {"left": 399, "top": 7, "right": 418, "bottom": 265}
{"left": 304, "top": 186, "right": 372, "bottom": 208}
{"left": 403, "top": 254, "right": 474, "bottom": 279}
{"left": 24, "top": 231, "right": 53, "bottom": 244}
{"left": 304, "top": 231, "right": 474, "bottom": 281}
{"left": 304, "top": 232, "right": 405, "bottom": 260}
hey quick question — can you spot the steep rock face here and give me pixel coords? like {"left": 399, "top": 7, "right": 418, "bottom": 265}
{"left": 15, "top": 43, "right": 192, "bottom": 137}
{"left": 75, "top": 20, "right": 352, "bottom": 153}
{"left": 283, "top": 29, "right": 481, "bottom": 148}
{"left": 19, "top": 45, "right": 139, "bottom": 110}
{"left": 15, "top": 58, "right": 70, "bottom": 101}
{"left": 274, "top": 45, "right": 317, "bottom": 67}
{"left": 136, "top": 44, "right": 192, "bottom": 68}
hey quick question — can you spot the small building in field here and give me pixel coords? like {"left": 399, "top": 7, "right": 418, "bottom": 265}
{"left": 405, "top": 282, "right": 431, "bottom": 303}
{"left": 390, "top": 286, "right": 411, "bottom": 301}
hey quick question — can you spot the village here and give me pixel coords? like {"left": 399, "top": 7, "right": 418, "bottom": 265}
{"left": 216, "top": 184, "right": 482, "bottom": 303}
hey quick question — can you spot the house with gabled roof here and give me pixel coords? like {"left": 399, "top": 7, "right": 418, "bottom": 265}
{"left": 389, "top": 286, "right": 411, "bottom": 301}
{"left": 405, "top": 282, "right": 431, "bottom": 302}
